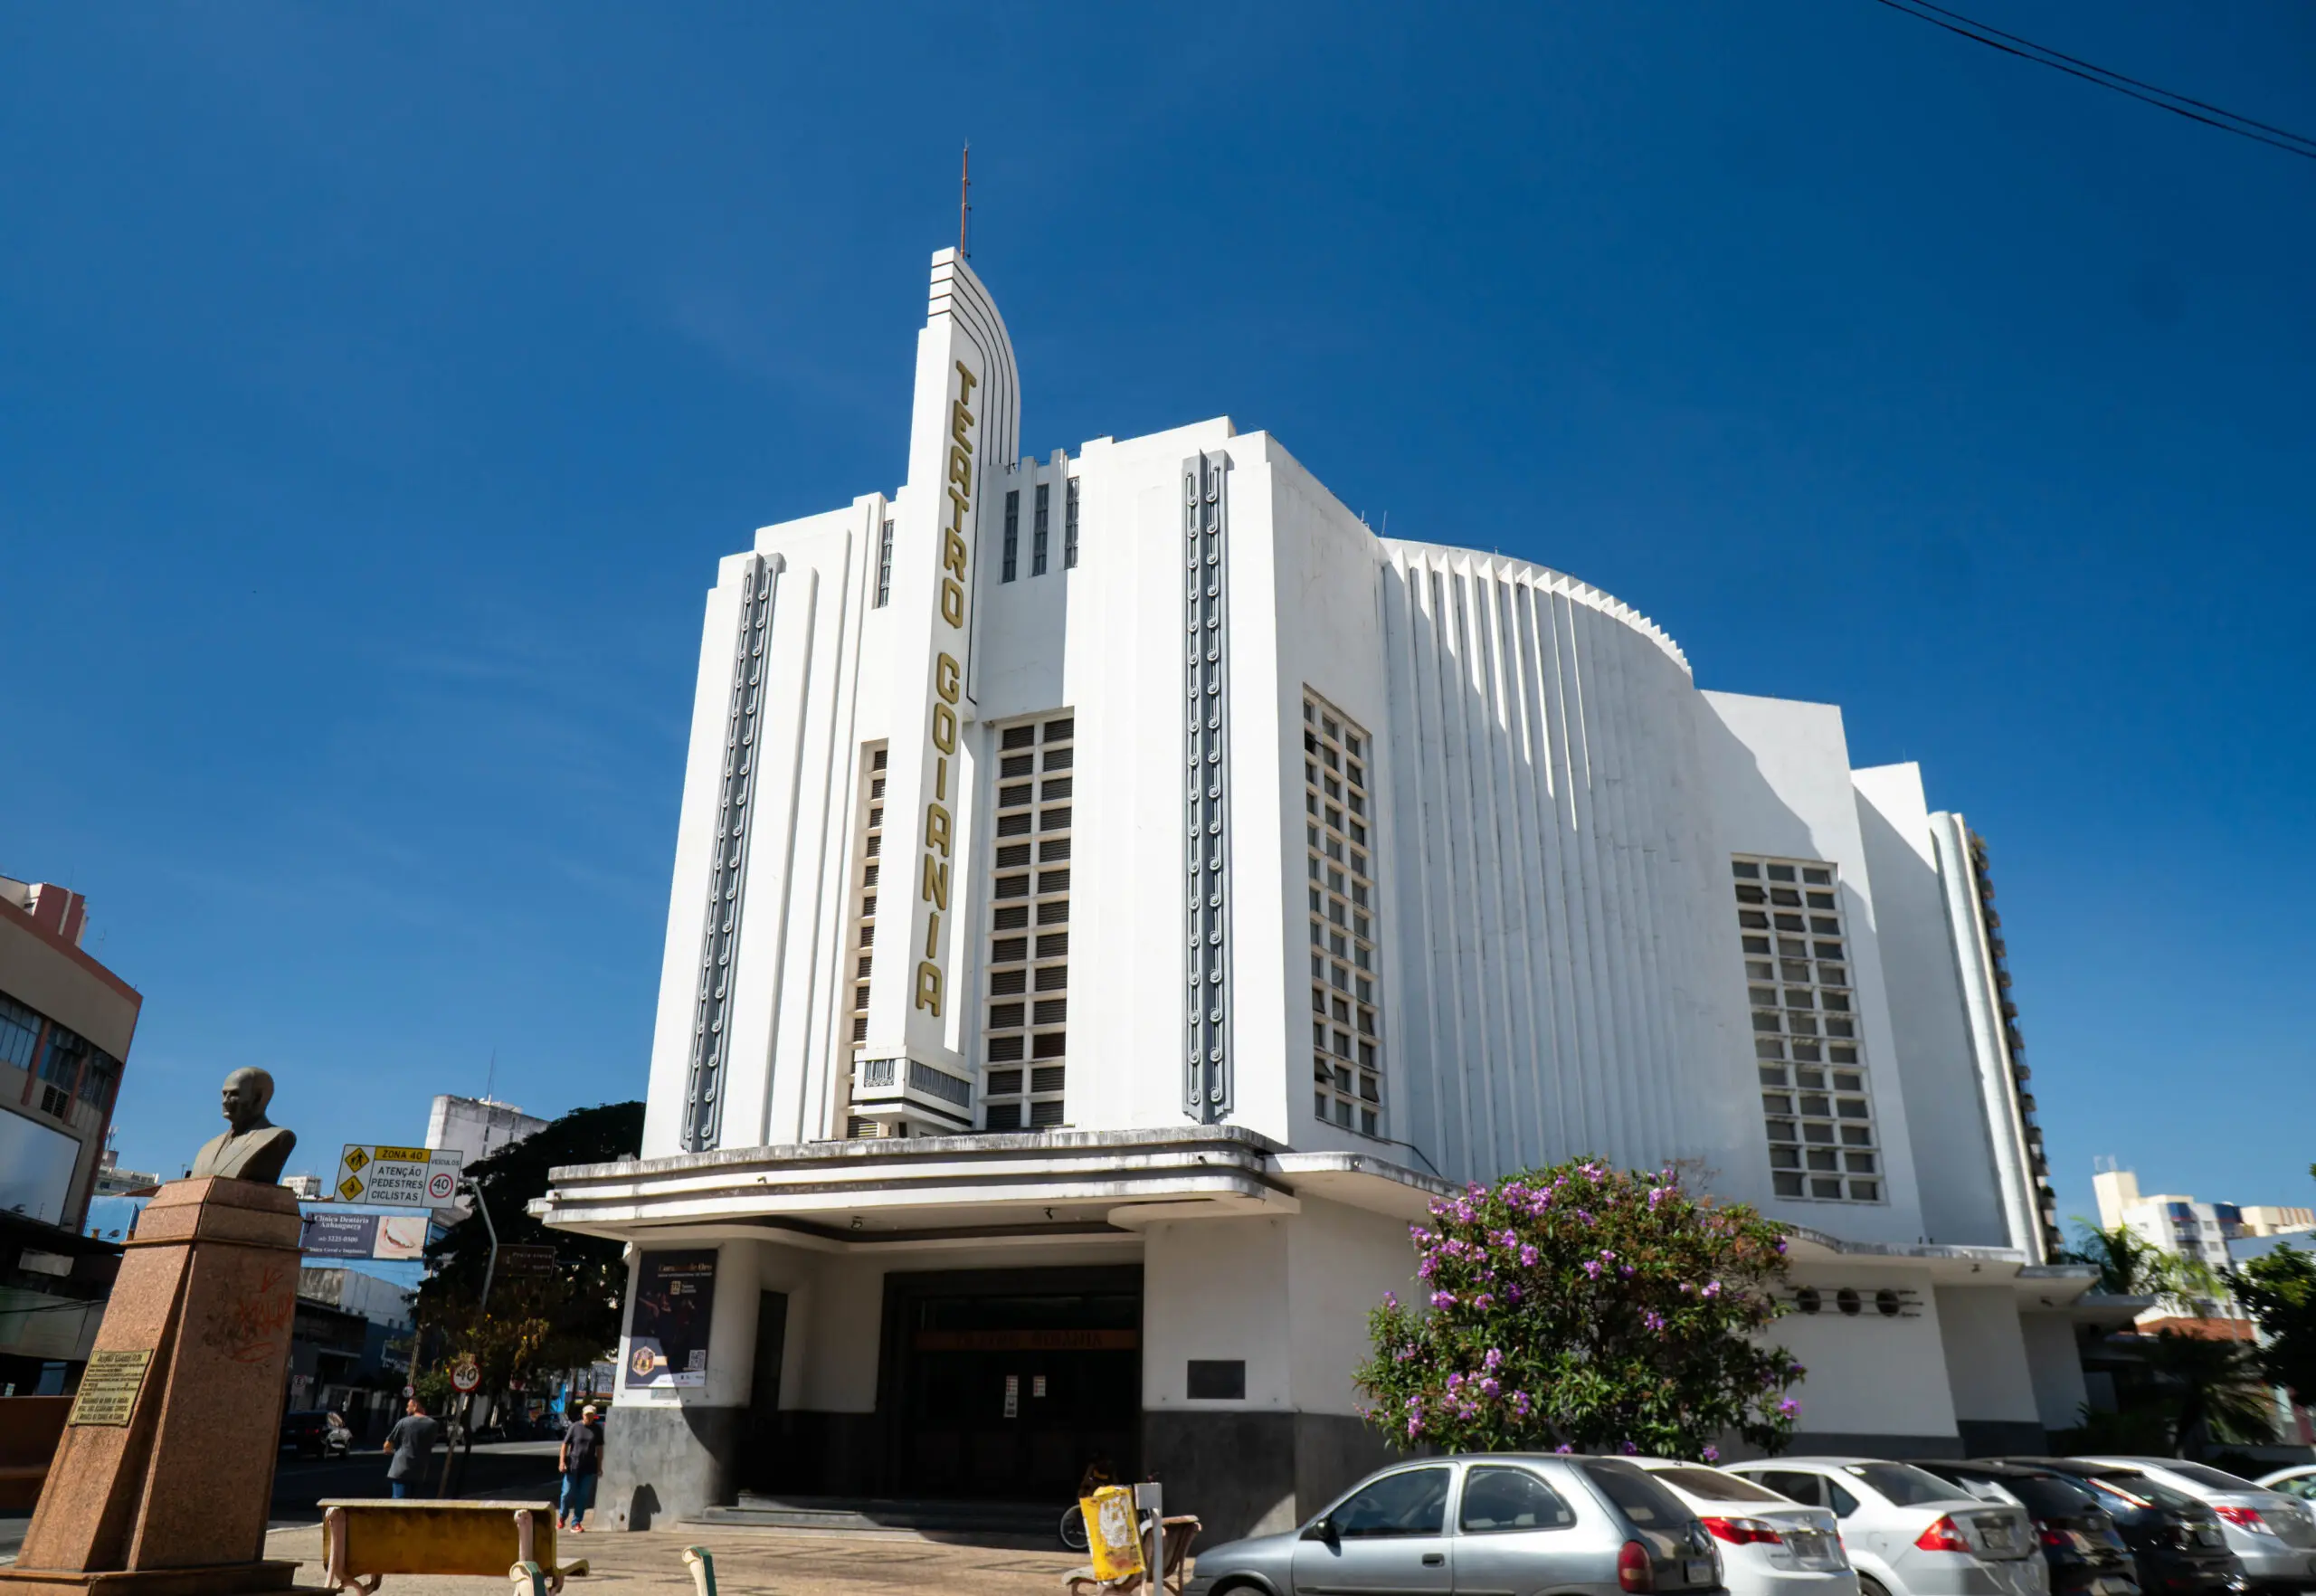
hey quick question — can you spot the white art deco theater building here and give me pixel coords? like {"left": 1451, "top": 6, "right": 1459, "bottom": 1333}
{"left": 538, "top": 251, "right": 2116, "bottom": 1535}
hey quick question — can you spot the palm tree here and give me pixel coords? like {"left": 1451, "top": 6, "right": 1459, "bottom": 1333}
{"left": 2065, "top": 1221, "right": 2168, "bottom": 1296}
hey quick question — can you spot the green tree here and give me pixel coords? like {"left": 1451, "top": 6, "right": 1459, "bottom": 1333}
{"left": 2231, "top": 1242, "right": 2316, "bottom": 1406}
{"left": 2138, "top": 1330, "right": 2273, "bottom": 1457}
{"left": 1355, "top": 1160, "right": 1800, "bottom": 1459}
{"left": 414, "top": 1100, "right": 642, "bottom": 1387}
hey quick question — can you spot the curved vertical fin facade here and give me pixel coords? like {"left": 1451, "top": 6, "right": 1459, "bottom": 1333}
{"left": 1185, "top": 451, "right": 1232, "bottom": 1121}
{"left": 683, "top": 553, "right": 776, "bottom": 1150}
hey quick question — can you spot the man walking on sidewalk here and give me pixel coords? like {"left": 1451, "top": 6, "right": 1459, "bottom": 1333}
{"left": 557, "top": 1404, "right": 603, "bottom": 1531}
{"left": 381, "top": 1397, "right": 441, "bottom": 1499}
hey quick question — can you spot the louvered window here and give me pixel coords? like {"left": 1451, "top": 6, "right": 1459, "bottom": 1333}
{"left": 984, "top": 715, "right": 1074, "bottom": 1130}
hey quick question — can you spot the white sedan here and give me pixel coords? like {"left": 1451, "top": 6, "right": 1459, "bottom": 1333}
{"left": 1722, "top": 1458, "right": 2046, "bottom": 1596}
{"left": 1633, "top": 1458, "right": 1860, "bottom": 1596}
{"left": 2260, "top": 1464, "right": 2316, "bottom": 1507}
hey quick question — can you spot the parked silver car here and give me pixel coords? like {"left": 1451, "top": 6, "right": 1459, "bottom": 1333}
{"left": 1187, "top": 1454, "right": 1728, "bottom": 1596}
{"left": 2075, "top": 1458, "right": 2316, "bottom": 1591}
{"left": 1630, "top": 1458, "right": 1859, "bottom": 1596}
{"left": 1721, "top": 1458, "right": 2045, "bottom": 1596}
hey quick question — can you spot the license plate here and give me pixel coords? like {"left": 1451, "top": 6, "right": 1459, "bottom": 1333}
{"left": 1685, "top": 1558, "right": 1713, "bottom": 1585}
{"left": 1982, "top": 1525, "right": 2015, "bottom": 1551}
{"left": 2195, "top": 1527, "right": 2222, "bottom": 1547}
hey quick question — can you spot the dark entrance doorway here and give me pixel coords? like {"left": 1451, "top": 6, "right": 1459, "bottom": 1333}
{"left": 883, "top": 1266, "right": 1140, "bottom": 1500}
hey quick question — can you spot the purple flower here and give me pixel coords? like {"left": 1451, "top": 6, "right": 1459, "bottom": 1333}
{"left": 1622, "top": 1440, "right": 1638, "bottom": 1455}
{"left": 1383, "top": 1291, "right": 1398, "bottom": 1309}
{"left": 1479, "top": 1377, "right": 1502, "bottom": 1399}
{"left": 1506, "top": 1284, "right": 1523, "bottom": 1302}
{"left": 1776, "top": 1398, "right": 1799, "bottom": 1417}
{"left": 1620, "top": 1264, "right": 1635, "bottom": 1278}
{"left": 1555, "top": 1442, "right": 1573, "bottom": 1455}
{"left": 1583, "top": 1259, "right": 1602, "bottom": 1279}
{"left": 1484, "top": 1346, "right": 1504, "bottom": 1371}
{"left": 1703, "top": 1279, "right": 1723, "bottom": 1298}
{"left": 1577, "top": 1209, "right": 1595, "bottom": 1225}
{"left": 1519, "top": 1244, "right": 1538, "bottom": 1268}
{"left": 1642, "top": 1310, "right": 1666, "bottom": 1332}
{"left": 1511, "top": 1391, "right": 1533, "bottom": 1418}
{"left": 1473, "top": 1294, "right": 1495, "bottom": 1311}
{"left": 1431, "top": 1290, "right": 1457, "bottom": 1308}
{"left": 1702, "top": 1446, "right": 1720, "bottom": 1463}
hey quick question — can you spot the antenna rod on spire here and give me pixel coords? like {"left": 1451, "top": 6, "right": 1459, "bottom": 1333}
{"left": 959, "top": 142, "right": 972, "bottom": 259}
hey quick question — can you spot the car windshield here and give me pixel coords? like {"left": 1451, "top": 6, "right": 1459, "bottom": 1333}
{"left": 1844, "top": 1463, "right": 1966, "bottom": 1506}
{"left": 2082, "top": 1474, "right": 2201, "bottom": 1517}
{"left": 1652, "top": 1468, "right": 1789, "bottom": 1505}
{"left": 2159, "top": 1463, "right": 2262, "bottom": 1493}
{"left": 1582, "top": 1462, "right": 1694, "bottom": 1527}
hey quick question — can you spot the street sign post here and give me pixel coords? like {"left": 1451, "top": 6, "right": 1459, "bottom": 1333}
{"left": 334, "top": 1144, "right": 463, "bottom": 1207}
{"left": 500, "top": 1245, "right": 557, "bottom": 1277}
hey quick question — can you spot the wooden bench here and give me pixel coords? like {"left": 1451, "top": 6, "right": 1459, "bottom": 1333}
{"left": 318, "top": 1499, "right": 588, "bottom": 1593}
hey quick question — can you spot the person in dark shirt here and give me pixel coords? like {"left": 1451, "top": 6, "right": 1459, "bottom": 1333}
{"left": 381, "top": 1399, "right": 441, "bottom": 1499}
{"left": 557, "top": 1404, "right": 604, "bottom": 1530}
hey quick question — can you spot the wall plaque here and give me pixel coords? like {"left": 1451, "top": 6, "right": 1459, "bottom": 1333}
{"left": 68, "top": 1347, "right": 155, "bottom": 1427}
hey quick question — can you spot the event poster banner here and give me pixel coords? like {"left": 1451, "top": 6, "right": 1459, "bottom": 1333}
{"left": 299, "top": 1211, "right": 432, "bottom": 1261}
{"left": 625, "top": 1249, "right": 717, "bottom": 1389}
{"left": 300, "top": 1211, "right": 377, "bottom": 1259}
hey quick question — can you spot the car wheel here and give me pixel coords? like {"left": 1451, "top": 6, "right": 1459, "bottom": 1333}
{"left": 1858, "top": 1577, "right": 1892, "bottom": 1596}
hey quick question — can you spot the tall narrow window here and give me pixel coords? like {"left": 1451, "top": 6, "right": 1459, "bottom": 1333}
{"left": 847, "top": 747, "right": 889, "bottom": 1055}
{"left": 874, "top": 519, "right": 894, "bottom": 608}
{"left": 983, "top": 716, "right": 1075, "bottom": 1131}
{"left": 1032, "top": 482, "right": 1050, "bottom": 576}
{"left": 1733, "top": 856, "right": 1884, "bottom": 1202}
{"left": 1002, "top": 489, "right": 1020, "bottom": 583}
{"left": 1064, "top": 478, "right": 1080, "bottom": 569}
{"left": 1305, "top": 696, "right": 1382, "bottom": 1136}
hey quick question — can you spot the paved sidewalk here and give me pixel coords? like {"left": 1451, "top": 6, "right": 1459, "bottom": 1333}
{"left": 261, "top": 1522, "right": 1087, "bottom": 1596}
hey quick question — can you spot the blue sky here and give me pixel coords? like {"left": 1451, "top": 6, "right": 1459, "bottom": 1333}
{"left": 5, "top": 3, "right": 2310, "bottom": 1232}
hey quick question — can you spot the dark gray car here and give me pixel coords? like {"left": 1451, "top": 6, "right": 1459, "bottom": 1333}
{"left": 1188, "top": 1454, "right": 1728, "bottom": 1596}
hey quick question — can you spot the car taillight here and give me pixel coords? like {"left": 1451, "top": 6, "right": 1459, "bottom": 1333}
{"left": 2039, "top": 1523, "right": 2074, "bottom": 1549}
{"left": 2214, "top": 1506, "right": 2274, "bottom": 1536}
{"left": 1618, "top": 1539, "right": 1656, "bottom": 1592}
{"left": 1701, "top": 1517, "right": 1787, "bottom": 1546}
{"left": 1915, "top": 1515, "right": 1973, "bottom": 1553}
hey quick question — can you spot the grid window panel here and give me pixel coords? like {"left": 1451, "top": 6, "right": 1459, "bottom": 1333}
{"left": 1064, "top": 477, "right": 1080, "bottom": 569}
{"left": 845, "top": 746, "right": 888, "bottom": 1055}
{"left": 1732, "top": 855, "right": 1882, "bottom": 1202}
{"left": 1002, "top": 489, "right": 1020, "bottom": 583}
{"left": 1305, "top": 695, "right": 1383, "bottom": 1138}
{"left": 1032, "top": 482, "right": 1050, "bottom": 576}
{"left": 984, "top": 715, "right": 1074, "bottom": 1129}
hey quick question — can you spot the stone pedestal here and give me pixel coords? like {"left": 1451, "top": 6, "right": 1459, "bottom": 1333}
{"left": 0, "top": 1179, "right": 308, "bottom": 1596}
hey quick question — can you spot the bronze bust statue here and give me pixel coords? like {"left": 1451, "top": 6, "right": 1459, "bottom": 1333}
{"left": 188, "top": 1067, "right": 297, "bottom": 1183}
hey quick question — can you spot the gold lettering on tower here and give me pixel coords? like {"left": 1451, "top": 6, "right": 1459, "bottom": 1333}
{"left": 916, "top": 364, "right": 978, "bottom": 1016}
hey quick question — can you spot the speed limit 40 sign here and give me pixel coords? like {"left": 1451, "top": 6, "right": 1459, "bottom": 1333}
{"left": 334, "top": 1144, "right": 463, "bottom": 1207}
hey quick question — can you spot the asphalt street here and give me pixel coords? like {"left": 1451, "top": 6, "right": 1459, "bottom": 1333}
{"left": 269, "top": 1439, "right": 562, "bottom": 1523}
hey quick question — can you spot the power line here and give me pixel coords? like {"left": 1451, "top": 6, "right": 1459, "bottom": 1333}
{"left": 1862, "top": 0, "right": 2316, "bottom": 163}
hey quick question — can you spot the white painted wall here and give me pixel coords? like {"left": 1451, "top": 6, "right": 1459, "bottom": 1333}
{"left": 1697, "top": 692, "right": 1928, "bottom": 1246}
{"left": 1852, "top": 766, "right": 2010, "bottom": 1249}
{"left": 1284, "top": 1196, "right": 1422, "bottom": 1416}
{"left": 1772, "top": 1273, "right": 1960, "bottom": 1440}
{"left": 2020, "top": 1311, "right": 2090, "bottom": 1431}
{"left": 1144, "top": 1217, "right": 1291, "bottom": 1411}
{"left": 1934, "top": 1286, "right": 2041, "bottom": 1425}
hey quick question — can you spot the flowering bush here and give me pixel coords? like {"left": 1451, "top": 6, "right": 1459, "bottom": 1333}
{"left": 1354, "top": 1159, "right": 1802, "bottom": 1458}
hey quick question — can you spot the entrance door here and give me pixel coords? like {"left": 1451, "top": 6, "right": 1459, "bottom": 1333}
{"left": 887, "top": 1268, "right": 1140, "bottom": 1500}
